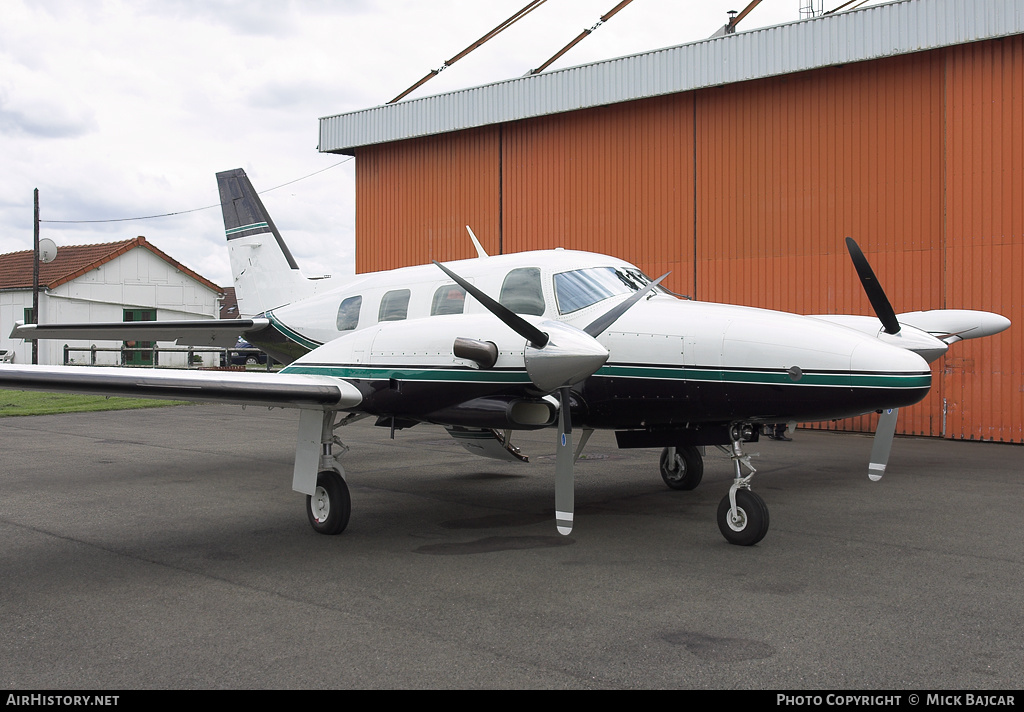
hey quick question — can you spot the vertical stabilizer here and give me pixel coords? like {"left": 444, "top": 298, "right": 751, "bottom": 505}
{"left": 217, "top": 169, "right": 315, "bottom": 316}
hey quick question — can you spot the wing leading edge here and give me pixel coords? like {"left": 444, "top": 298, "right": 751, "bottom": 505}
{"left": 9, "top": 318, "right": 271, "bottom": 348}
{"left": 0, "top": 364, "right": 362, "bottom": 410}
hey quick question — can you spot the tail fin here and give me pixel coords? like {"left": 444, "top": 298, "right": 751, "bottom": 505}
{"left": 216, "top": 168, "right": 316, "bottom": 316}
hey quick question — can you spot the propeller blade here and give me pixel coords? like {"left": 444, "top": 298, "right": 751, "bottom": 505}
{"left": 846, "top": 237, "right": 900, "bottom": 335}
{"left": 433, "top": 261, "right": 548, "bottom": 347}
{"left": 435, "top": 261, "right": 608, "bottom": 392}
{"left": 583, "top": 272, "right": 669, "bottom": 337}
{"left": 554, "top": 386, "right": 574, "bottom": 535}
{"left": 868, "top": 408, "right": 899, "bottom": 481}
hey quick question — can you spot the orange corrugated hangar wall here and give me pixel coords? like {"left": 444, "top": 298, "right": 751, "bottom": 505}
{"left": 354, "top": 37, "right": 1023, "bottom": 443}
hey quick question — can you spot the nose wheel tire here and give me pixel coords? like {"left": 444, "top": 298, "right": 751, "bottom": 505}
{"left": 717, "top": 489, "right": 769, "bottom": 546}
{"left": 659, "top": 446, "right": 703, "bottom": 490}
{"left": 307, "top": 470, "right": 351, "bottom": 535}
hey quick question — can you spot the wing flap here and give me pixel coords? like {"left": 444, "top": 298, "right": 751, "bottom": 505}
{"left": 10, "top": 319, "right": 271, "bottom": 348}
{"left": 0, "top": 365, "right": 362, "bottom": 410}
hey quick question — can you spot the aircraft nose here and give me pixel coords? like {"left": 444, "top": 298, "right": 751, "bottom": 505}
{"left": 850, "top": 339, "right": 932, "bottom": 398}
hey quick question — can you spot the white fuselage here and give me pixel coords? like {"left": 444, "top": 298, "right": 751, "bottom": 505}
{"left": 253, "top": 249, "right": 932, "bottom": 429}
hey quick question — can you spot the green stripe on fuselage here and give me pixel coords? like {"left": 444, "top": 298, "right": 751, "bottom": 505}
{"left": 266, "top": 312, "right": 321, "bottom": 351}
{"left": 598, "top": 364, "right": 931, "bottom": 389}
{"left": 280, "top": 361, "right": 929, "bottom": 389}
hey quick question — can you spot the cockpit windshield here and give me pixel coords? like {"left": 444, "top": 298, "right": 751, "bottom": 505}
{"left": 553, "top": 266, "right": 660, "bottom": 315}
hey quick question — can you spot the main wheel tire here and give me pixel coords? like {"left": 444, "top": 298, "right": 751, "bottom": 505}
{"left": 717, "top": 489, "right": 769, "bottom": 546}
{"left": 307, "top": 470, "right": 351, "bottom": 535}
{"left": 659, "top": 446, "right": 704, "bottom": 490}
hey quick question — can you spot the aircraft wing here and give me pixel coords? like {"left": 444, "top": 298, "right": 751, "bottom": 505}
{"left": 9, "top": 318, "right": 270, "bottom": 348}
{"left": 0, "top": 364, "right": 362, "bottom": 410}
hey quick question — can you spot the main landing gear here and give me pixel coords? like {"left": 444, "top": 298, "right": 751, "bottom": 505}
{"left": 660, "top": 424, "right": 770, "bottom": 546}
{"left": 659, "top": 445, "right": 703, "bottom": 490}
{"left": 299, "top": 411, "right": 367, "bottom": 536}
{"left": 308, "top": 470, "right": 351, "bottom": 535}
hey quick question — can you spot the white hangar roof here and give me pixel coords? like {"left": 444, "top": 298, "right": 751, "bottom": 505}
{"left": 319, "top": 0, "right": 1024, "bottom": 156}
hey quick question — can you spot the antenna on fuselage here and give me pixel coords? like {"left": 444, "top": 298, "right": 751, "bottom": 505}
{"left": 466, "top": 226, "right": 488, "bottom": 258}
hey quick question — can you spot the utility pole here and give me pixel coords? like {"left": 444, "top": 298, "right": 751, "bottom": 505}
{"left": 32, "top": 188, "right": 39, "bottom": 365}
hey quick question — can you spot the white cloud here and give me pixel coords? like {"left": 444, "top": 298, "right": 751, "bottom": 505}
{"left": 1, "top": 0, "right": 887, "bottom": 288}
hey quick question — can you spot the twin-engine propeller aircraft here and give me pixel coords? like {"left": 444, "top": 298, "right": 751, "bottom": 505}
{"left": 5, "top": 169, "right": 1010, "bottom": 545}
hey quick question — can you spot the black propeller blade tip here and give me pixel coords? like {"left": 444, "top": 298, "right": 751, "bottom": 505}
{"left": 845, "top": 237, "right": 901, "bottom": 335}
{"left": 432, "top": 261, "right": 549, "bottom": 347}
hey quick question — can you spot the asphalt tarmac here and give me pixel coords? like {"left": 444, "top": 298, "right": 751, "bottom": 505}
{"left": 1, "top": 404, "right": 1021, "bottom": 690}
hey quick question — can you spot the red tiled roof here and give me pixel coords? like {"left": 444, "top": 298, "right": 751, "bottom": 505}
{"left": 0, "top": 236, "right": 223, "bottom": 294}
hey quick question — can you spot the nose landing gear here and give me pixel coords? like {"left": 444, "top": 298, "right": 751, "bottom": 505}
{"left": 718, "top": 488, "right": 769, "bottom": 546}
{"left": 715, "top": 424, "right": 769, "bottom": 546}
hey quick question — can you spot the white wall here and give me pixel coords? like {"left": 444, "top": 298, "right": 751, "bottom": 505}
{"left": 1, "top": 246, "right": 223, "bottom": 367}
{"left": 0, "top": 290, "right": 36, "bottom": 365}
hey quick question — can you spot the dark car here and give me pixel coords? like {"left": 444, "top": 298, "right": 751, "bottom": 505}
{"left": 225, "top": 338, "right": 268, "bottom": 366}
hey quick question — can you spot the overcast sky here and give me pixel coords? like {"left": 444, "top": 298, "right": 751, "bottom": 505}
{"left": 2, "top": 0, "right": 888, "bottom": 288}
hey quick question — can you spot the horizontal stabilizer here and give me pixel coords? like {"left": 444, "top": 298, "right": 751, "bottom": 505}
{"left": 10, "top": 319, "right": 270, "bottom": 348}
{"left": 0, "top": 364, "right": 362, "bottom": 410}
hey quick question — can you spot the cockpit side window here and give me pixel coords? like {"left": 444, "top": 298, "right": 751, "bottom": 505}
{"left": 499, "top": 267, "right": 545, "bottom": 316}
{"left": 336, "top": 296, "right": 362, "bottom": 331}
{"left": 431, "top": 284, "right": 466, "bottom": 315}
{"left": 379, "top": 289, "right": 410, "bottom": 322}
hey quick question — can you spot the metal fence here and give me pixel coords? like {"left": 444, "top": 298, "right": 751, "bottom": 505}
{"left": 61, "top": 345, "right": 274, "bottom": 370}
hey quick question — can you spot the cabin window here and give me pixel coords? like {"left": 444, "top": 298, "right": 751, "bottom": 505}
{"left": 499, "top": 268, "right": 545, "bottom": 316}
{"left": 378, "top": 289, "right": 410, "bottom": 322}
{"left": 553, "top": 267, "right": 657, "bottom": 315}
{"left": 431, "top": 284, "right": 466, "bottom": 315}
{"left": 336, "top": 296, "right": 362, "bottom": 331}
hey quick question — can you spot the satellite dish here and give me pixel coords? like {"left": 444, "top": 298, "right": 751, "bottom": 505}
{"left": 38, "top": 238, "right": 58, "bottom": 263}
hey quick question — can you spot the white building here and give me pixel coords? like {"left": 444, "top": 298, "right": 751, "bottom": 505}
{"left": 0, "top": 236, "right": 224, "bottom": 367}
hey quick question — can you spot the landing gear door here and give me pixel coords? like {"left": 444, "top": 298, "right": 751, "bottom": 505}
{"left": 293, "top": 408, "right": 323, "bottom": 495}
{"left": 446, "top": 427, "right": 529, "bottom": 463}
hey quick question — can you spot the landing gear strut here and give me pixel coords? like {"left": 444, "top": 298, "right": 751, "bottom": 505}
{"left": 715, "top": 424, "right": 769, "bottom": 546}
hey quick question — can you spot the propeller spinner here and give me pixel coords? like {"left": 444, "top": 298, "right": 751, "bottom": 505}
{"left": 434, "top": 260, "right": 666, "bottom": 534}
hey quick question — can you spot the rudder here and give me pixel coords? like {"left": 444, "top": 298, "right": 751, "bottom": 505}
{"left": 216, "top": 168, "right": 315, "bottom": 316}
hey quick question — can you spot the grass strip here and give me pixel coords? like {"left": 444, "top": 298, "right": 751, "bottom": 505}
{"left": 0, "top": 390, "right": 188, "bottom": 417}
